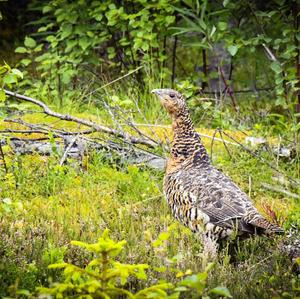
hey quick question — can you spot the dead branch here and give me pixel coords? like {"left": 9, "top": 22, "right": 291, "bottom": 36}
{"left": 219, "top": 66, "right": 238, "bottom": 113}
{"left": 59, "top": 135, "right": 79, "bottom": 166}
{"left": 261, "top": 183, "right": 300, "bottom": 199}
{"left": 4, "top": 89, "right": 157, "bottom": 148}
{"left": 262, "top": 43, "right": 278, "bottom": 62}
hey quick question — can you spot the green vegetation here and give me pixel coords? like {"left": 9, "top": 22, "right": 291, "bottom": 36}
{"left": 0, "top": 0, "right": 300, "bottom": 298}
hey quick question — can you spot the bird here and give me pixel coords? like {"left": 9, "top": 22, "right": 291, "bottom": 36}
{"left": 151, "top": 88, "right": 284, "bottom": 242}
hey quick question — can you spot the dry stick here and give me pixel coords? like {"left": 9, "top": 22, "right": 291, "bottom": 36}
{"left": 262, "top": 43, "right": 278, "bottom": 62}
{"left": 100, "top": 98, "right": 160, "bottom": 147}
{"left": 131, "top": 96, "right": 163, "bottom": 147}
{"left": 219, "top": 66, "right": 238, "bottom": 113}
{"left": 220, "top": 130, "right": 300, "bottom": 187}
{"left": 171, "top": 36, "right": 178, "bottom": 88}
{"left": 196, "top": 87, "right": 274, "bottom": 95}
{"left": 59, "top": 135, "right": 79, "bottom": 166}
{"left": 4, "top": 119, "right": 95, "bottom": 138}
{"left": 4, "top": 90, "right": 157, "bottom": 148}
{"left": 87, "top": 65, "right": 144, "bottom": 96}
{"left": 6, "top": 118, "right": 164, "bottom": 164}
{"left": 0, "top": 129, "right": 48, "bottom": 134}
{"left": 218, "top": 130, "right": 233, "bottom": 161}
{"left": 210, "top": 128, "right": 218, "bottom": 161}
{"left": 261, "top": 183, "right": 300, "bottom": 199}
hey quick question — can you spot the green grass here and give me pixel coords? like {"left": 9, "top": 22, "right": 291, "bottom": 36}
{"left": 0, "top": 132, "right": 299, "bottom": 298}
{"left": 0, "top": 79, "right": 299, "bottom": 298}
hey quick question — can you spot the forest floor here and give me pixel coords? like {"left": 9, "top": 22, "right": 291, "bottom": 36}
{"left": 0, "top": 105, "right": 300, "bottom": 298}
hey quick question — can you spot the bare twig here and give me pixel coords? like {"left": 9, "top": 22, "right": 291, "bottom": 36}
{"left": 219, "top": 66, "right": 238, "bottom": 113}
{"left": 0, "top": 129, "right": 47, "bottom": 134}
{"left": 210, "top": 128, "right": 218, "bottom": 160}
{"left": 87, "top": 65, "right": 144, "bottom": 96}
{"left": 218, "top": 130, "right": 233, "bottom": 160}
{"left": 5, "top": 118, "right": 97, "bottom": 137}
{"left": 171, "top": 36, "right": 178, "bottom": 88}
{"left": 261, "top": 183, "right": 300, "bottom": 199}
{"left": 59, "top": 135, "right": 79, "bottom": 166}
{"left": 262, "top": 43, "right": 278, "bottom": 62}
{"left": 4, "top": 90, "right": 157, "bottom": 148}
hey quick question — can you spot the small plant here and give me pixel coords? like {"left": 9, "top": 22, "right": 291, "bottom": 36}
{"left": 0, "top": 63, "right": 23, "bottom": 102}
{"left": 35, "top": 229, "right": 231, "bottom": 298}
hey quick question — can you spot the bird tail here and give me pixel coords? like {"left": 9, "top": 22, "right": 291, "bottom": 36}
{"left": 248, "top": 216, "right": 284, "bottom": 235}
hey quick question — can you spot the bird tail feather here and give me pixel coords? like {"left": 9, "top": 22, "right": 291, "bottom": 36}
{"left": 249, "top": 217, "right": 284, "bottom": 234}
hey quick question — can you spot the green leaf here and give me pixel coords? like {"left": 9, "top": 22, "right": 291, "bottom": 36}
{"left": 34, "top": 44, "right": 44, "bottom": 52}
{"left": 0, "top": 89, "right": 6, "bottom": 102}
{"left": 223, "top": 0, "right": 230, "bottom": 6}
{"left": 16, "top": 289, "right": 31, "bottom": 296}
{"left": 61, "top": 23, "right": 73, "bottom": 39}
{"left": 227, "top": 45, "right": 238, "bottom": 56}
{"left": 270, "top": 61, "right": 282, "bottom": 74}
{"left": 11, "top": 68, "right": 23, "bottom": 79}
{"left": 15, "top": 47, "right": 28, "bottom": 53}
{"left": 210, "top": 286, "right": 232, "bottom": 298}
{"left": 218, "top": 22, "right": 227, "bottom": 31}
{"left": 61, "top": 69, "right": 75, "bottom": 84}
{"left": 3, "top": 73, "right": 18, "bottom": 85}
{"left": 20, "top": 58, "right": 31, "bottom": 66}
{"left": 24, "top": 36, "right": 37, "bottom": 48}
{"left": 0, "top": 65, "right": 9, "bottom": 75}
{"left": 210, "top": 25, "right": 216, "bottom": 37}
{"left": 43, "top": 5, "right": 52, "bottom": 13}
{"left": 79, "top": 37, "right": 90, "bottom": 51}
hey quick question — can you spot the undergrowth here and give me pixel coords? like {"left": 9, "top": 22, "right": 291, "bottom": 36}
{"left": 0, "top": 138, "right": 299, "bottom": 298}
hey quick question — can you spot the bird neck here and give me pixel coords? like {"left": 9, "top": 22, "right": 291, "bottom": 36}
{"left": 170, "top": 107, "right": 210, "bottom": 165}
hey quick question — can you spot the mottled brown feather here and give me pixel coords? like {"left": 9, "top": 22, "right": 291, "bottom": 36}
{"left": 152, "top": 88, "right": 284, "bottom": 240}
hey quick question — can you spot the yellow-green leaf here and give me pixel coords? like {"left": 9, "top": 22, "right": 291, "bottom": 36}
{"left": 24, "top": 36, "right": 37, "bottom": 48}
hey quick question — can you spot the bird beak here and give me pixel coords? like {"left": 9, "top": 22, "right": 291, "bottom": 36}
{"left": 151, "top": 89, "right": 164, "bottom": 99}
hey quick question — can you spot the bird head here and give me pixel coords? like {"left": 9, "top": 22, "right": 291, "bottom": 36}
{"left": 151, "top": 89, "right": 186, "bottom": 116}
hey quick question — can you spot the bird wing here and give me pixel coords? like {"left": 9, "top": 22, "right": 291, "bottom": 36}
{"left": 177, "top": 166, "right": 258, "bottom": 232}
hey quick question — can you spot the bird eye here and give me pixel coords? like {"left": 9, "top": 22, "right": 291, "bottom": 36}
{"left": 169, "top": 93, "right": 175, "bottom": 98}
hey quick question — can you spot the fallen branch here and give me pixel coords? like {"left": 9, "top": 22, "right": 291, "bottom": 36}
{"left": 261, "top": 183, "right": 300, "bottom": 199}
{"left": 59, "top": 135, "right": 79, "bottom": 166}
{"left": 4, "top": 90, "right": 157, "bottom": 148}
{"left": 219, "top": 66, "right": 239, "bottom": 113}
{"left": 3, "top": 119, "right": 96, "bottom": 136}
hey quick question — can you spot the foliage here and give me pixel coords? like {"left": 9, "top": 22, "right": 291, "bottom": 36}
{"left": 14, "top": 0, "right": 177, "bottom": 103}
{"left": 1, "top": 1, "right": 300, "bottom": 298}
{"left": 0, "top": 142, "right": 299, "bottom": 298}
{"left": 0, "top": 63, "right": 22, "bottom": 103}
{"left": 173, "top": 0, "right": 300, "bottom": 118}
{"left": 9, "top": 0, "right": 300, "bottom": 138}
{"left": 8, "top": 229, "right": 231, "bottom": 299}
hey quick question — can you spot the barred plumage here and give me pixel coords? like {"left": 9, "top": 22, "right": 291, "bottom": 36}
{"left": 152, "top": 88, "right": 284, "bottom": 241}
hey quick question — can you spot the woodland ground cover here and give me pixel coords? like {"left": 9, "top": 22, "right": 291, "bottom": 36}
{"left": 0, "top": 0, "right": 300, "bottom": 298}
